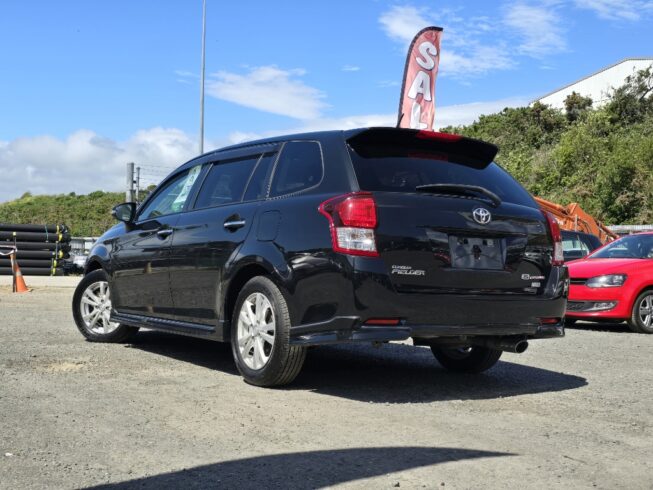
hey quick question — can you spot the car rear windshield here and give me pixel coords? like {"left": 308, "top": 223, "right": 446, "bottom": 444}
{"left": 348, "top": 147, "right": 536, "bottom": 208}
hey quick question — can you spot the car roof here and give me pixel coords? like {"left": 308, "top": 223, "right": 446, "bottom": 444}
{"left": 206, "top": 129, "right": 355, "bottom": 157}
{"left": 169, "top": 129, "right": 353, "bottom": 174}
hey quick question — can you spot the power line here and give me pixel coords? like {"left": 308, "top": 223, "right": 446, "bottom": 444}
{"left": 137, "top": 164, "right": 176, "bottom": 170}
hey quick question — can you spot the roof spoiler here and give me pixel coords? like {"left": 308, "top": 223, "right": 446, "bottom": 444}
{"left": 346, "top": 127, "right": 498, "bottom": 168}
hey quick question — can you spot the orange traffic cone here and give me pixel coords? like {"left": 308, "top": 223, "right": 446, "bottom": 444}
{"left": 11, "top": 253, "right": 30, "bottom": 293}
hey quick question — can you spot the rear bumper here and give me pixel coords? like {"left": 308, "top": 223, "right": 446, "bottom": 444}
{"left": 348, "top": 257, "right": 568, "bottom": 325}
{"left": 290, "top": 316, "right": 564, "bottom": 346}
{"left": 286, "top": 256, "right": 568, "bottom": 346}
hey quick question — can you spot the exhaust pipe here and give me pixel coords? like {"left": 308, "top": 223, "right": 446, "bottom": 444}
{"left": 471, "top": 337, "right": 529, "bottom": 354}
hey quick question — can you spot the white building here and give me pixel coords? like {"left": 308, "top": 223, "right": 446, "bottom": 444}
{"left": 533, "top": 57, "right": 653, "bottom": 110}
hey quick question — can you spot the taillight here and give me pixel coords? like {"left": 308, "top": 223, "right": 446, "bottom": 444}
{"left": 544, "top": 212, "right": 564, "bottom": 266}
{"left": 319, "top": 193, "right": 378, "bottom": 256}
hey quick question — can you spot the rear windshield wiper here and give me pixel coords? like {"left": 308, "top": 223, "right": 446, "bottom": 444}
{"left": 415, "top": 184, "right": 502, "bottom": 207}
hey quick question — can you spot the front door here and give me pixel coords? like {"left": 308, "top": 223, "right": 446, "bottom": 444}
{"left": 110, "top": 165, "right": 204, "bottom": 319}
{"left": 110, "top": 214, "right": 180, "bottom": 318}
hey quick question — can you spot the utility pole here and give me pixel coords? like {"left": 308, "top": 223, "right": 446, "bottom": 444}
{"left": 199, "top": 0, "right": 207, "bottom": 155}
{"left": 126, "top": 162, "right": 135, "bottom": 202}
{"left": 135, "top": 166, "right": 141, "bottom": 202}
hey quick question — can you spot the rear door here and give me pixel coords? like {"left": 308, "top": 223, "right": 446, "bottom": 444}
{"left": 168, "top": 148, "right": 277, "bottom": 325}
{"left": 347, "top": 128, "right": 553, "bottom": 296}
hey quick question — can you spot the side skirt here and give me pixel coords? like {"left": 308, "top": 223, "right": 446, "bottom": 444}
{"left": 111, "top": 311, "right": 219, "bottom": 338}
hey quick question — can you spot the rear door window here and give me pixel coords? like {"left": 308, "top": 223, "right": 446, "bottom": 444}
{"left": 194, "top": 157, "right": 259, "bottom": 209}
{"left": 270, "top": 141, "right": 323, "bottom": 197}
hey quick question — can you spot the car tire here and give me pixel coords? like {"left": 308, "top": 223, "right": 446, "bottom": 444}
{"left": 231, "top": 276, "right": 306, "bottom": 387}
{"left": 72, "top": 269, "right": 139, "bottom": 342}
{"left": 431, "top": 345, "right": 502, "bottom": 373}
{"left": 627, "top": 290, "right": 653, "bottom": 334}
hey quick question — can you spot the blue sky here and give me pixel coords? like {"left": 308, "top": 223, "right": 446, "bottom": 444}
{"left": 1, "top": 0, "right": 652, "bottom": 200}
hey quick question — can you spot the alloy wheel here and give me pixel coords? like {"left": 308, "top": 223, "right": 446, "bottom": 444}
{"left": 80, "top": 281, "right": 119, "bottom": 335}
{"left": 638, "top": 294, "right": 653, "bottom": 328}
{"left": 237, "top": 292, "right": 276, "bottom": 370}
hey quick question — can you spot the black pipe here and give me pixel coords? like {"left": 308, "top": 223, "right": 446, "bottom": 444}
{"left": 15, "top": 250, "right": 70, "bottom": 259}
{"left": 0, "top": 223, "right": 68, "bottom": 233}
{"left": 0, "top": 231, "right": 71, "bottom": 242}
{"left": 0, "top": 258, "right": 54, "bottom": 268}
{"left": 6, "top": 241, "right": 71, "bottom": 251}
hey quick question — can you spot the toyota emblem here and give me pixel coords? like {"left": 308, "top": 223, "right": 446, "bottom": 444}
{"left": 472, "top": 207, "right": 492, "bottom": 224}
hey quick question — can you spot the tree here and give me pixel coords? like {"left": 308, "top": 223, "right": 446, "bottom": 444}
{"left": 440, "top": 69, "right": 653, "bottom": 225}
{"left": 564, "top": 91, "right": 593, "bottom": 122}
{"left": 605, "top": 67, "right": 653, "bottom": 126}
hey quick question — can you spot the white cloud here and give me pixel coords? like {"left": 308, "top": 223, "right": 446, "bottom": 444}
{"left": 0, "top": 128, "right": 198, "bottom": 202}
{"left": 378, "top": 3, "right": 588, "bottom": 77}
{"left": 206, "top": 65, "right": 328, "bottom": 120}
{"left": 574, "top": 0, "right": 653, "bottom": 21}
{"left": 378, "top": 5, "right": 514, "bottom": 77}
{"left": 174, "top": 70, "right": 198, "bottom": 78}
{"left": 434, "top": 96, "right": 531, "bottom": 127}
{"left": 227, "top": 96, "right": 530, "bottom": 144}
{"left": 379, "top": 5, "right": 432, "bottom": 44}
{"left": 342, "top": 65, "right": 361, "bottom": 72}
{"left": 227, "top": 114, "right": 396, "bottom": 144}
{"left": 441, "top": 46, "right": 514, "bottom": 77}
{"left": 503, "top": 2, "right": 566, "bottom": 57}
{"left": 0, "top": 95, "right": 530, "bottom": 202}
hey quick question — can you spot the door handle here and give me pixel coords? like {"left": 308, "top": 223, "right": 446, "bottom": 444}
{"left": 224, "top": 219, "right": 246, "bottom": 230}
{"left": 156, "top": 229, "right": 173, "bottom": 239}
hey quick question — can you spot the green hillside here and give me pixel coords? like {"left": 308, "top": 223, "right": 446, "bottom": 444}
{"left": 0, "top": 191, "right": 124, "bottom": 236}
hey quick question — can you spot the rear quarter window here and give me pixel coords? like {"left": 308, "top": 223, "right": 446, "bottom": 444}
{"left": 348, "top": 149, "right": 535, "bottom": 208}
{"left": 243, "top": 153, "right": 276, "bottom": 201}
{"left": 270, "top": 141, "right": 323, "bottom": 197}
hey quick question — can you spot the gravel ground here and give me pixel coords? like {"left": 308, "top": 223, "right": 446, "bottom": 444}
{"left": 0, "top": 286, "right": 652, "bottom": 489}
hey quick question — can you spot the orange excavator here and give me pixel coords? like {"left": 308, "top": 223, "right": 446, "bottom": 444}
{"left": 535, "top": 197, "right": 618, "bottom": 244}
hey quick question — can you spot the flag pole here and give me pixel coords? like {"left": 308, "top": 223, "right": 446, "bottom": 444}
{"left": 199, "top": 0, "right": 207, "bottom": 155}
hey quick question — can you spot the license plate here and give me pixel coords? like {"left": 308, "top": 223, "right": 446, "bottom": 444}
{"left": 449, "top": 236, "right": 504, "bottom": 270}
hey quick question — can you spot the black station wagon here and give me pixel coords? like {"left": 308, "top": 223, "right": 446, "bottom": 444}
{"left": 72, "top": 128, "right": 568, "bottom": 386}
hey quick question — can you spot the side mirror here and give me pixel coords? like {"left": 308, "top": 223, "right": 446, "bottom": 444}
{"left": 111, "top": 202, "right": 136, "bottom": 223}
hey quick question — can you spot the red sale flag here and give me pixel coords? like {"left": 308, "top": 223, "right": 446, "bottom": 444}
{"left": 397, "top": 26, "right": 443, "bottom": 130}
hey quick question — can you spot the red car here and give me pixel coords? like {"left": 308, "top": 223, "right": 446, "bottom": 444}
{"left": 566, "top": 232, "right": 653, "bottom": 333}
